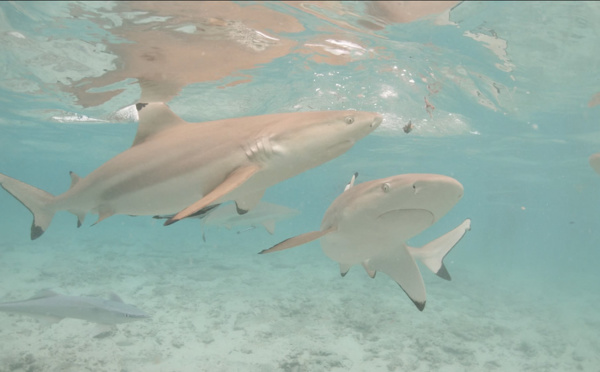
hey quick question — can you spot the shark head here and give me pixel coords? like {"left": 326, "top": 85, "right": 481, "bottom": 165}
{"left": 268, "top": 110, "right": 382, "bottom": 168}
{"left": 327, "top": 174, "right": 464, "bottom": 241}
{"left": 94, "top": 294, "right": 151, "bottom": 324}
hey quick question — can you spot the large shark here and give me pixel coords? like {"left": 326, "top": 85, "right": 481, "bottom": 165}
{"left": 0, "top": 289, "right": 149, "bottom": 325}
{"left": 260, "top": 173, "right": 471, "bottom": 311}
{"left": 0, "top": 103, "right": 382, "bottom": 239}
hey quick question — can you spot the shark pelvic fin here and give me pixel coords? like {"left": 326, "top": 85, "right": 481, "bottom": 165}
{"left": 93, "top": 207, "right": 114, "bottom": 226}
{"left": 132, "top": 102, "right": 188, "bottom": 146}
{"left": 339, "top": 263, "right": 352, "bottom": 277}
{"left": 261, "top": 220, "right": 276, "bottom": 234}
{"left": 361, "top": 260, "right": 376, "bottom": 278}
{"left": 234, "top": 189, "right": 265, "bottom": 214}
{"left": 165, "top": 164, "right": 261, "bottom": 226}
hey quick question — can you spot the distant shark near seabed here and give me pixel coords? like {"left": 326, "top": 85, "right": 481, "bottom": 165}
{"left": 590, "top": 153, "right": 600, "bottom": 175}
{"left": 155, "top": 201, "right": 299, "bottom": 240}
{"left": 260, "top": 173, "right": 471, "bottom": 311}
{"left": 0, "top": 289, "right": 149, "bottom": 325}
{"left": 0, "top": 103, "right": 382, "bottom": 239}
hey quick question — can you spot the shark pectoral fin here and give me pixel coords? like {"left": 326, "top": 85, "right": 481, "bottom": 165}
{"left": 408, "top": 218, "right": 471, "bottom": 281}
{"left": 76, "top": 213, "right": 85, "bottom": 228}
{"left": 234, "top": 189, "right": 265, "bottom": 214}
{"left": 165, "top": 165, "right": 261, "bottom": 226}
{"left": 132, "top": 102, "right": 188, "bottom": 146}
{"left": 261, "top": 220, "right": 276, "bottom": 234}
{"left": 259, "top": 227, "right": 336, "bottom": 254}
{"left": 368, "top": 245, "right": 427, "bottom": 311}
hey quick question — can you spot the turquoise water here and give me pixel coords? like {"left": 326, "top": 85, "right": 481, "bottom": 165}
{"left": 0, "top": 1, "right": 599, "bottom": 371}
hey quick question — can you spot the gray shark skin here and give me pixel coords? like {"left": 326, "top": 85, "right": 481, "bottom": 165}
{"left": 590, "top": 153, "right": 600, "bottom": 175}
{"left": 0, "top": 103, "right": 382, "bottom": 239}
{"left": 0, "top": 290, "right": 149, "bottom": 325}
{"left": 260, "top": 173, "right": 471, "bottom": 311}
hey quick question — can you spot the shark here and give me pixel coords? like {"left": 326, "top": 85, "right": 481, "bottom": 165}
{"left": 260, "top": 173, "right": 471, "bottom": 311}
{"left": 0, "top": 289, "right": 149, "bottom": 325}
{"left": 590, "top": 153, "right": 600, "bottom": 175}
{"left": 0, "top": 103, "right": 382, "bottom": 239}
{"left": 155, "top": 201, "right": 299, "bottom": 240}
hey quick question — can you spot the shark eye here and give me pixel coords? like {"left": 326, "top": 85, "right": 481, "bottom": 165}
{"left": 344, "top": 116, "right": 355, "bottom": 125}
{"left": 381, "top": 182, "right": 391, "bottom": 193}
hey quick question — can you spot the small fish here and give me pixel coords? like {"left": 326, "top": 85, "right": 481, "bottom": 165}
{"left": 403, "top": 120, "right": 414, "bottom": 134}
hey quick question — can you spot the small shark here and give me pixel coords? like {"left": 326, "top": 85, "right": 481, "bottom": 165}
{"left": 590, "top": 153, "right": 600, "bottom": 175}
{"left": 260, "top": 173, "right": 471, "bottom": 311}
{"left": 0, "top": 289, "right": 149, "bottom": 325}
{"left": 0, "top": 103, "right": 382, "bottom": 239}
{"left": 154, "top": 201, "right": 299, "bottom": 240}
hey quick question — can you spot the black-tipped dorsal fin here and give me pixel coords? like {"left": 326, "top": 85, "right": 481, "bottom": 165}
{"left": 132, "top": 102, "right": 188, "bottom": 146}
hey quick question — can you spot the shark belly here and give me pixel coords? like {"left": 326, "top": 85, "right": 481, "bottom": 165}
{"left": 320, "top": 209, "right": 435, "bottom": 265}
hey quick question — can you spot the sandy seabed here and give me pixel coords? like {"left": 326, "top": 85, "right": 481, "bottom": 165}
{"left": 0, "top": 219, "right": 598, "bottom": 372}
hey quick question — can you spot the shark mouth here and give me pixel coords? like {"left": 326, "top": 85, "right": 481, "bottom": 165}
{"left": 376, "top": 208, "right": 435, "bottom": 224}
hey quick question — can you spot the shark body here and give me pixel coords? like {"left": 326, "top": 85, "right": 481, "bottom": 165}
{"left": 201, "top": 201, "right": 299, "bottom": 235}
{"left": 0, "top": 290, "right": 149, "bottom": 325}
{"left": 0, "top": 103, "right": 382, "bottom": 239}
{"left": 260, "top": 173, "right": 470, "bottom": 311}
{"left": 154, "top": 201, "right": 299, "bottom": 240}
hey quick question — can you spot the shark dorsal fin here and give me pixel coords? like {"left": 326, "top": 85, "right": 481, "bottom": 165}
{"left": 109, "top": 293, "right": 124, "bottom": 302}
{"left": 69, "top": 171, "right": 81, "bottom": 189}
{"left": 132, "top": 102, "right": 188, "bottom": 146}
{"left": 344, "top": 172, "right": 358, "bottom": 191}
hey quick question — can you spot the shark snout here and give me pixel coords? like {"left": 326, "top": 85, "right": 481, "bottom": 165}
{"left": 371, "top": 114, "right": 383, "bottom": 128}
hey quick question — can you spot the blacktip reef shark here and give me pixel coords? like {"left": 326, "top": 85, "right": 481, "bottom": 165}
{"left": 0, "top": 289, "right": 149, "bottom": 325}
{"left": 155, "top": 201, "right": 299, "bottom": 240}
{"left": 0, "top": 103, "right": 382, "bottom": 239}
{"left": 260, "top": 173, "right": 471, "bottom": 311}
{"left": 590, "top": 153, "right": 600, "bottom": 175}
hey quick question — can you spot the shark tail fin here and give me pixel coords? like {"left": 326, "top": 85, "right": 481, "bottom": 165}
{"left": 408, "top": 219, "right": 471, "bottom": 281}
{"left": 0, "top": 172, "right": 56, "bottom": 240}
